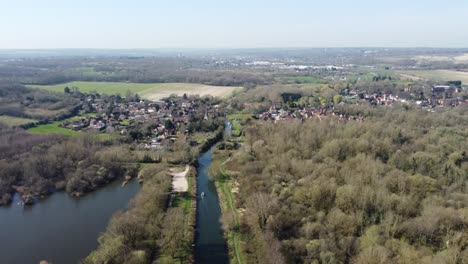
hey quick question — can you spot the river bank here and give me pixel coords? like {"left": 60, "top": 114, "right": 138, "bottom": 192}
{"left": 207, "top": 119, "right": 249, "bottom": 264}
{"left": 0, "top": 124, "right": 227, "bottom": 263}
{"left": 85, "top": 127, "right": 225, "bottom": 264}
{"left": 209, "top": 145, "right": 247, "bottom": 264}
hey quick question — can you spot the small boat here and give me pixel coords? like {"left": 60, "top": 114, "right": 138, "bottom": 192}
{"left": 201, "top": 192, "right": 205, "bottom": 198}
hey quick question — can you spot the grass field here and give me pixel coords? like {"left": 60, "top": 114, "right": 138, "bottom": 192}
{"left": 286, "top": 76, "right": 328, "bottom": 84}
{"left": 28, "top": 81, "right": 240, "bottom": 100}
{"left": 0, "top": 115, "right": 36, "bottom": 127}
{"left": 28, "top": 121, "right": 80, "bottom": 136}
{"left": 192, "top": 132, "right": 217, "bottom": 144}
{"left": 400, "top": 70, "right": 468, "bottom": 84}
{"left": 214, "top": 158, "right": 246, "bottom": 264}
{"left": 227, "top": 114, "right": 251, "bottom": 138}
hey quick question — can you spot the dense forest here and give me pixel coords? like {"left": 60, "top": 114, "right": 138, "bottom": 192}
{"left": 0, "top": 131, "right": 139, "bottom": 205}
{"left": 0, "top": 57, "right": 272, "bottom": 86}
{"left": 217, "top": 104, "right": 467, "bottom": 263}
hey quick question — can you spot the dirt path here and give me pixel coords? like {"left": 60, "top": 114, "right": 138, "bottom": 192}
{"left": 170, "top": 165, "right": 189, "bottom": 192}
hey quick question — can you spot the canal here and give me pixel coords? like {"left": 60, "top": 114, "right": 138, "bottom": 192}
{"left": 194, "top": 122, "right": 230, "bottom": 263}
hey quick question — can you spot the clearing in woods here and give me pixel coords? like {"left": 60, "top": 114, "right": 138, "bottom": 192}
{"left": 28, "top": 82, "right": 240, "bottom": 100}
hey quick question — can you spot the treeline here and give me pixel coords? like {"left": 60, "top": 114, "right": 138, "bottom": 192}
{"left": 223, "top": 105, "right": 467, "bottom": 263}
{"left": 0, "top": 81, "right": 82, "bottom": 121}
{"left": 0, "top": 133, "right": 136, "bottom": 205}
{"left": 83, "top": 164, "right": 172, "bottom": 263}
{"left": 0, "top": 57, "right": 272, "bottom": 86}
{"left": 83, "top": 164, "right": 198, "bottom": 264}
{"left": 84, "top": 128, "right": 225, "bottom": 263}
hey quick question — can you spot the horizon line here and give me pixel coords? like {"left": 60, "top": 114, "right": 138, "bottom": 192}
{"left": 1, "top": 46, "right": 468, "bottom": 51}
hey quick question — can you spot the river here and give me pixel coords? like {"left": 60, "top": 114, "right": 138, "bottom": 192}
{"left": 0, "top": 179, "right": 140, "bottom": 264}
{"left": 0, "top": 123, "right": 231, "bottom": 264}
{"left": 194, "top": 122, "right": 231, "bottom": 263}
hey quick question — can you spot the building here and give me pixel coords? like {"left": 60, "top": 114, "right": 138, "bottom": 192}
{"left": 432, "top": 85, "right": 454, "bottom": 98}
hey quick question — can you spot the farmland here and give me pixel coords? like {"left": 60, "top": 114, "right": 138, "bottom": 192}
{"left": 28, "top": 81, "right": 240, "bottom": 100}
{"left": 0, "top": 115, "right": 36, "bottom": 127}
{"left": 400, "top": 70, "right": 468, "bottom": 84}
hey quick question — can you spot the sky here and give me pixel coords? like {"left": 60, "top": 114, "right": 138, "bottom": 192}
{"left": 0, "top": 0, "right": 467, "bottom": 49}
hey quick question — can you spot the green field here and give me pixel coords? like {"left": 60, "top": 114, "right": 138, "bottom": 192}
{"left": 227, "top": 114, "right": 251, "bottom": 138}
{"left": 28, "top": 81, "right": 239, "bottom": 100}
{"left": 212, "top": 156, "right": 246, "bottom": 264}
{"left": 28, "top": 121, "right": 80, "bottom": 136}
{"left": 0, "top": 115, "right": 36, "bottom": 127}
{"left": 192, "top": 132, "right": 217, "bottom": 144}
{"left": 286, "top": 76, "right": 327, "bottom": 84}
{"left": 400, "top": 70, "right": 468, "bottom": 84}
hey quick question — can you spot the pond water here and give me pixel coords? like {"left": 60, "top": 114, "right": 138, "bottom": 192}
{"left": 0, "top": 179, "right": 140, "bottom": 264}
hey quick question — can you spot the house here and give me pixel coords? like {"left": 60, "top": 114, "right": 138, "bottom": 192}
{"left": 92, "top": 120, "right": 106, "bottom": 131}
{"left": 273, "top": 102, "right": 283, "bottom": 110}
{"left": 181, "top": 102, "right": 192, "bottom": 108}
{"left": 69, "top": 122, "right": 87, "bottom": 131}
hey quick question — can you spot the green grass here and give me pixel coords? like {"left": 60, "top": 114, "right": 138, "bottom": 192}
{"left": 26, "top": 111, "right": 131, "bottom": 138}
{"left": 0, "top": 115, "right": 37, "bottom": 127}
{"left": 28, "top": 121, "right": 80, "bottom": 136}
{"left": 286, "top": 76, "right": 327, "bottom": 84}
{"left": 230, "top": 120, "right": 242, "bottom": 137}
{"left": 216, "top": 162, "right": 246, "bottom": 264}
{"left": 228, "top": 114, "right": 250, "bottom": 138}
{"left": 227, "top": 113, "right": 251, "bottom": 120}
{"left": 119, "top": 120, "right": 130, "bottom": 126}
{"left": 29, "top": 81, "right": 159, "bottom": 94}
{"left": 192, "top": 132, "right": 215, "bottom": 144}
{"left": 28, "top": 81, "right": 239, "bottom": 100}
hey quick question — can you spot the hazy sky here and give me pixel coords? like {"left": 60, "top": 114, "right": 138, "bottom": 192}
{"left": 1, "top": 0, "right": 467, "bottom": 49}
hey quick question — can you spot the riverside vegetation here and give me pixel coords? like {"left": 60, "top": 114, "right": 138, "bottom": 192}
{"left": 210, "top": 104, "right": 467, "bottom": 264}
{"left": 0, "top": 80, "right": 226, "bottom": 263}
{"left": 84, "top": 128, "right": 224, "bottom": 264}
{"left": 1, "top": 48, "right": 468, "bottom": 264}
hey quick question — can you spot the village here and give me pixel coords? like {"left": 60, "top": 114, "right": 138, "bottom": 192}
{"left": 59, "top": 93, "right": 225, "bottom": 150}
{"left": 257, "top": 84, "right": 466, "bottom": 123}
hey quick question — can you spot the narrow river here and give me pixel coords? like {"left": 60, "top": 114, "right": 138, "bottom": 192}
{"left": 0, "top": 179, "right": 140, "bottom": 264}
{"left": 194, "top": 123, "right": 230, "bottom": 263}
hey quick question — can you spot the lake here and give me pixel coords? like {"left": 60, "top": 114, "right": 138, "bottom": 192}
{"left": 0, "top": 179, "right": 140, "bottom": 264}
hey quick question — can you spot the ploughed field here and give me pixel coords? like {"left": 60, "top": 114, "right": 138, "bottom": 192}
{"left": 28, "top": 81, "right": 239, "bottom": 100}
{"left": 400, "top": 70, "right": 468, "bottom": 84}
